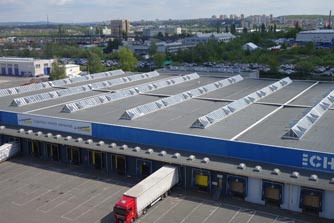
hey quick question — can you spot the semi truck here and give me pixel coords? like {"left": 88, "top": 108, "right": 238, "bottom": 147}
{"left": 114, "top": 165, "right": 179, "bottom": 223}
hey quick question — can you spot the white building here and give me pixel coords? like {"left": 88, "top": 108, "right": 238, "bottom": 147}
{"left": 296, "top": 30, "right": 334, "bottom": 44}
{"left": 63, "top": 64, "right": 81, "bottom": 78}
{"left": 0, "top": 57, "right": 54, "bottom": 77}
{"left": 183, "top": 32, "right": 235, "bottom": 45}
{"left": 242, "top": 42, "right": 259, "bottom": 51}
{"left": 143, "top": 27, "right": 182, "bottom": 37}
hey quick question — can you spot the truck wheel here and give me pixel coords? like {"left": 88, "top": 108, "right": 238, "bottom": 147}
{"left": 143, "top": 209, "right": 147, "bottom": 215}
{"left": 131, "top": 218, "right": 135, "bottom": 223}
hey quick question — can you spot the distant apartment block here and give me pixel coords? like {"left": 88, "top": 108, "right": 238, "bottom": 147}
{"left": 110, "top": 19, "right": 130, "bottom": 38}
{"left": 0, "top": 57, "right": 54, "bottom": 77}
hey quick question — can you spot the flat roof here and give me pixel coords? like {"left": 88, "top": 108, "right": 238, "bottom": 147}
{"left": 0, "top": 71, "right": 334, "bottom": 160}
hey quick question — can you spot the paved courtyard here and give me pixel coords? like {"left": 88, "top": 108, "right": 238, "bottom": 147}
{"left": 0, "top": 157, "right": 329, "bottom": 223}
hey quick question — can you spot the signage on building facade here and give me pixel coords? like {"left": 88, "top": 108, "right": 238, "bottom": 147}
{"left": 17, "top": 114, "right": 92, "bottom": 136}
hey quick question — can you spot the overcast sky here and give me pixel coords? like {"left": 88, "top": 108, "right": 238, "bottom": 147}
{"left": 0, "top": 0, "right": 332, "bottom": 23}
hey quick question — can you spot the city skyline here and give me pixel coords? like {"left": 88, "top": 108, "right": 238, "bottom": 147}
{"left": 0, "top": 0, "right": 332, "bottom": 23}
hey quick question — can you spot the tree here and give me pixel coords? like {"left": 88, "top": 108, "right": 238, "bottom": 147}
{"left": 295, "top": 60, "right": 315, "bottom": 75}
{"left": 104, "top": 39, "right": 122, "bottom": 54}
{"left": 230, "top": 24, "right": 236, "bottom": 34}
{"left": 49, "top": 59, "right": 66, "bottom": 81}
{"left": 117, "top": 47, "right": 138, "bottom": 71}
{"left": 261, "top": 23, "right": 266, "bottom": 33}
{"left": 153, "top": 53, "right": 166, "bottom": 68}
{"left": 242, "top": 27, "right": 248, "bottom": 34}
{"left": 87, "top": 51, "right": 104, "bottom": 74}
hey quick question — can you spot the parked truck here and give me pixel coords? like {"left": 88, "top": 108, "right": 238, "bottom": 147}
{"left": 114, "top": 165, "right": 179, "bottom": 223}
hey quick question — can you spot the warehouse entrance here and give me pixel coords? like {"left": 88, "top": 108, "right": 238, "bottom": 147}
{"left": 46, "top": 143, "right": 61, "bottom": 161}
{"left": 262, "top": 181, "right": 283, "bottom": 207}
{"left": 192, "top": 169, "right": 211, "bottom": 192}
{"left": 68, "top": 147, "right": 80, "bottom": 165}
{"left": 227, "top": 175, "right": 247, "bottom": 199}
{"left": 300, "top": 188, "right": 323, "bottom": 215}
{"left": 89, "top": 150, "right": 103, "bottom": 170}
{"left": 29, "top": 140, "right": 42, "bottom": 158}
{"left": 115, "top": 155, "right": 126, "bottom": 175}
{"left": 136, "top": 159, "right": 152, "bottom": 179}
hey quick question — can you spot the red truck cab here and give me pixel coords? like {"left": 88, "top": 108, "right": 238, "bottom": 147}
{"left": 114, "top": 195, "right": 136, "bottom": 223}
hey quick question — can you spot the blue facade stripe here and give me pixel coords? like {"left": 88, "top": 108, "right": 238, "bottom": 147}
{"left": 0, "top": 111, "right": 333, "bottom": 173}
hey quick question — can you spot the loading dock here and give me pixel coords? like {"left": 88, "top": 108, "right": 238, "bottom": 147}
{"left": 300, "top": 188, "right": 323, "bottom": 214}
{"left": 46, "top": 143, "right": 61, "bottom": 162}
{"left": 29, "top": 140, "right": 42, "bottom": 158}
{"left": 114, "top": 155, "right": 126, "bottom": 175}
{"left": 227, "top": 175, "right": 247, "bottom": 199}
{"left": 67, "top": 146, "right": 80, "bottom": 165}
{"left": 192, "top": 169, "right": 211, "bottom": 192}
{"left": 136, "top": 159, "right": 152, "bottom": 178}
{"left": 89, "top": 150, "right": 103, "bottom": 170}
{"left": 262, "top": 180, "right": 284, "bottom": 206}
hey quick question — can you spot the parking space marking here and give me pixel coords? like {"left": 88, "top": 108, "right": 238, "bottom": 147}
{"left": 273, "top": 216, "right": 297, "bottom": 223}
{"left": 201, "top": 203, "right": 221, "bottom": 223}
{"left": 246, "top": 211, "right": 256, "bottom": 223}
{"left": 37, "top": 179, "right": 92, "bottom": 213}
{"left": 152, "top": 197, "right": 183, "bottom": 223}
{"left": 12, "top": 189, "right": 52, "bottom": 206}
{"left": 180, "top": 201, "right": 204, "bottom": 223}
{"left": 70, "top": 188, "right": 124, "bottom": 221}
{"left": 227, "top": 209, "right": 241, "bottom": 223}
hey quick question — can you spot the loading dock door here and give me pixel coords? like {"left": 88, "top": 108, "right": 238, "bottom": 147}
{"left": 300, "top": 188, "right": 323, "bottom": 214}
{"left": 68, "top": 147, "right": 80, "bottom": 165}
{"left": 228, "top": 175, "right": 247, "bottom": 198}
{"left": 136, "top": 159, "right": 152, "bottom": 179}
{"left": 30, "top": 140, "right": 42, "bottom": 158}
{"left": 90, "top": 151, "right": 102, "bottom": 169}
{"left": 192, "top": 169, "right": 211, "bottom": 192}
{"left": 115, "top": 155, "right": 126, "bottom": 175}
{"left": 262, "top": 181, "right": 283, "bottom": 205}
{"left": 47, "top": 144, "right": 60, "bottom": 161}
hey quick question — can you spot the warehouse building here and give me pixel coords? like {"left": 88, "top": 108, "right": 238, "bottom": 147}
{"left": 0, "top": 57, "right": 54, "bottom": 77}
{"left": 0, "top": 69, "right": 333, "bottom": 219}
{"left": 296, "top": 29, "right": 334, "bottom": 44}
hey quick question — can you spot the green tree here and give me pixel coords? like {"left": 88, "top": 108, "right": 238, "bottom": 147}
{"left": 295, "top": 60, "right": 315, "bottom": 75}
{"left": 49, "top": 59, "right": 66, "bottom": 81}
{"left": 104, "top": 39, "right": 122, "bottom": 54}
{"left": 153, "top": 52, "right": 166, "bottom": 68}
{"left": 230, "top": 24, "right": 236, "bottom": 34}
{"left": 261, "top": 23, "right": 266, "bottom": 33}
{"left": 87, "top": 52, "right": 104, "bottom": 74}
{"left": 117, "top": 47, "right": 138, "bottom": 71}
{"left": 243, "top": 27, "right": 248, "bottom": 34}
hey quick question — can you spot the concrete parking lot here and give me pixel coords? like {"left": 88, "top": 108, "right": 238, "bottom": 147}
{"left": 0, "top": 158, "right": 329, "bottom": 223}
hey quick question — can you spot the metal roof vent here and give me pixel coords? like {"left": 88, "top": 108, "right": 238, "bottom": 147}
{"left": 65, "top": 136, "right": 72, "bottom": 141}
{"left": 172, "top": 153, "right": 181, "bottom": 158}
{"left": 120, "top": 144, "right": 128, "bottom": 150}
{"left": 18, "top": 128, "right": 25, "bottom": 133}
{"left": 253, "top": 165, "right": 262, "bottom": 172}
{"left": 54, "top": 134, "right": 62, "bottom": 139}
{"left": 159, "top": 150, "right": 166, "bottom": 156}
{"left": 291, "top": 171, "right": 300, "bottom": 178}
{"left": 309, "top": 174, "right": 318, "bottom": 182}
{"left": 237, "top": 163, "right": 246, "bottom": 170}
{"left": 110, "top": 143, "right": 117, "bottom": 148}
{"left": 272, "top": 168, "right": 281, "bottom": 175}
{"left": 0, "top": 126, "right": 5, "bottom": 130}
{"left": 97, "top": 141, "right": 105, "bottom": 146}
{"left": 26, "top": 130, "right": 33, "bottom": 134}
{"left": 46, "top": 133, "right": 53, "bottom": 138}
{"left": 35, "top": 131, "right": 43, "bottom": 136}
{"left": 187, "top": 155, "right": 196, "bottom": 161}
{"left": 86, "top": 139, "right": 93, "bottom": 144}
{"left": 75, "top": 137, "right": 83, "bottom": 142}
{"left": 146, "top": 148, "right": 154, "bottom": 154}
{"left": 330, "top": 178, "right": 334, "bottom": 184}
{"left": 133, "top": 146, "right": 141, "bottom": 152}
{"left": 202, "top": 157, "right": 210, "bottom": 163}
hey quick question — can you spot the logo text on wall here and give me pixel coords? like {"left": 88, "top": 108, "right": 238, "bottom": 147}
{"left": 302, "top": 154, "right": 334, "bottom": 170}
